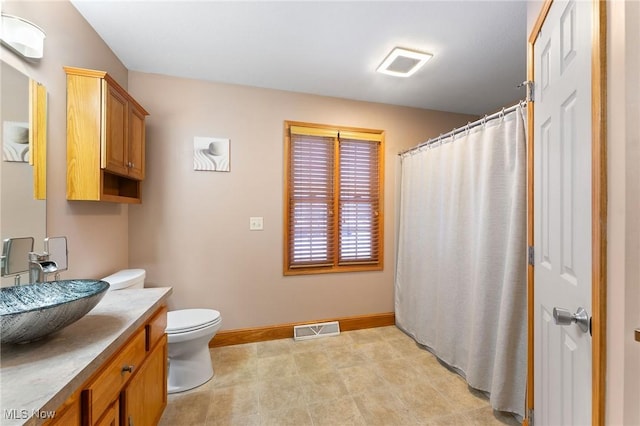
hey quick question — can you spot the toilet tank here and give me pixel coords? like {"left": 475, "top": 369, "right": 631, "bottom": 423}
{"left": 102, "top": 269, "right": 146, "bottom": 291}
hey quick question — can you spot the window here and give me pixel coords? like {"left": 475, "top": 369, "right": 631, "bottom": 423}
{"left": 284, "top": 122, "right": 384, "bottom": 275}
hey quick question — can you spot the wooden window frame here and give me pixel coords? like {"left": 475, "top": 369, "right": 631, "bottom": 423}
{"left": 283, "top": 121, "right": 385, "bottom": 275}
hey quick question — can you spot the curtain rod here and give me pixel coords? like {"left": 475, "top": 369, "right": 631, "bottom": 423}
{"left": 398, "top": 100, "right": 527, "bottom": 156}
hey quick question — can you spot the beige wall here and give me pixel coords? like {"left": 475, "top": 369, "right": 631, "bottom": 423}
{"left": 0, "top": 0, "right": 478, "bottom": 334}
{"left": 127, "top": 71, "right": 476, "bottom": 330}
{"left": 527, "top": 1, "right": 640, "bottom": 424}
{"left": 1, "top": 1, "right": 130, "bottom": 279}
{"left": 607, "top": 1, "right": 640, "bottom": 425}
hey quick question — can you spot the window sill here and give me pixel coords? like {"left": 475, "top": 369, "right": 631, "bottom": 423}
{"left": 284, "top": 263, "right": 383, "bottom": 276}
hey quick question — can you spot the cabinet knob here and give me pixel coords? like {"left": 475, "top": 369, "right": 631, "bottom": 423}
{"left": 121, "top": 365, "right": 135, "bottom": 374}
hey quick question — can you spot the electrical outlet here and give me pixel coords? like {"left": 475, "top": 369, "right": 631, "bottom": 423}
{"left": 249, "top": 217, "right": 264, "bottom": 230}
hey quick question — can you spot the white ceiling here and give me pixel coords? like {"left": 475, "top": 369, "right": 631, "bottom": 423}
{"left": 70, "top": 1, "right": 527, "bottom": 116}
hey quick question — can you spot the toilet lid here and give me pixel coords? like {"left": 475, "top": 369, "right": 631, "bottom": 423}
{"left": 166, "top": 309, "right": 221, "bottom": 334}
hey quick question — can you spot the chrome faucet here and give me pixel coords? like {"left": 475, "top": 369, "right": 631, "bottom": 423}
{"left": 28, "top": 252, "right": 58, "bottom": 283}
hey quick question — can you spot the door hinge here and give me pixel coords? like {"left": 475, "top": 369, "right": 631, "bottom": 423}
{"left": 526, "top": 81, "right": 535, "bottom": 102}
{"left": 528, "top": 246, "right": 535, "bottom": 266}
{"left": 519, "top": 80, "right": 535, "bottom": 102}
{"left": 528, "top": 408, "right": 534, "bottom": 426}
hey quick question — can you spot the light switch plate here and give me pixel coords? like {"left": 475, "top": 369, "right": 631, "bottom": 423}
{"left": 249, "top": 217, "right": 264, "bottom": 231}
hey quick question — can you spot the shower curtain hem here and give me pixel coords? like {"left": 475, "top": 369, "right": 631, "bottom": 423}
{"left": 398, "top": 323, "right": 524, "bottom": 419}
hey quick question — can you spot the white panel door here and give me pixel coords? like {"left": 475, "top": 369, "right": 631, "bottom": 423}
{"left": 533, "top": 1, "right": 592, "bottom": 425}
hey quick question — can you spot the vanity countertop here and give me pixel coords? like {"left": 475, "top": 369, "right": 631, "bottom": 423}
{"left": 0, "top": 287, "right": 172, "bottom": 426}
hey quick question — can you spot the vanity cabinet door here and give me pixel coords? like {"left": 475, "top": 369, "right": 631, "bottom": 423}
{"left": 122, "top": 335, "right": 167, "bottom": 426}
{"left": 103, "top": 82, "right": 129, "bottom": 177}
{"left": 95, "top": 401, "right": 119, "bottom": 426}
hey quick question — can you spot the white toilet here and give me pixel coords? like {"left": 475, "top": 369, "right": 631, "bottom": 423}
{"left": 101, "top": 269, "right": 222, "bottom": 394}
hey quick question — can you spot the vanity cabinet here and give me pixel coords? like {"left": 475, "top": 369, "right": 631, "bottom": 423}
{"left": 122, "top": 335, "right": 168, "bottom": 426}
{"left": 65, "top": 66, "right": 149, "bottom": 203}
{"left": 46, "top": 305, "right": 167, "bottom": 426}
{"left": 45, "top": 391, "right": 81, "bottom": 426}
{"left": 83, "top": 328, "right": 146, "bottom": 424}
{"left": 94, "top": 401, "right": 118, "bottom": 426}
{"left": 83, "top": 305, "right": 167, "bottom": 426}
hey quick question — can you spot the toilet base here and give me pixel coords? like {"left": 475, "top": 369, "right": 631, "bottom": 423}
{"left": 167, "top": 339, "right": 214, "bottom": 394}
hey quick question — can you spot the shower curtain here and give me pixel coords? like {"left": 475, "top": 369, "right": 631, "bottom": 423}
{"left": 395, "top": 106, "right": 527, "bottom": 417}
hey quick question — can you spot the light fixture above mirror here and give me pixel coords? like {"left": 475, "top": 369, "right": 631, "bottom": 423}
{"left": 0, "top": 13, "right": 46, "bottom": 60}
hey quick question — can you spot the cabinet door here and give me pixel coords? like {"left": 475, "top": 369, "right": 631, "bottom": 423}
{"left": 103, "top": 82, "right": 129, "bottom": 177}
{"left": 123, "top": 335, "right": 167, "bottom": 426}
{"left": 95, "top": 401, "right": 119, "bottom": 426}
{"left": 127, "top": 105, "right": 146, "bottom": 180}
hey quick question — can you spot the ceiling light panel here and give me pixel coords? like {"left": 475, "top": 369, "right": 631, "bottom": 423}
{"left": 376, "top": 47, "right": 432, "bottom": 78}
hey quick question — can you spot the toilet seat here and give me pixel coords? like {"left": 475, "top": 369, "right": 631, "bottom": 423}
{"left": 167, "top": 309, "right": 221, "bottom": 334}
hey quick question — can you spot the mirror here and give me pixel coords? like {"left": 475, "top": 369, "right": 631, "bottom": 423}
{"left": 1, "top": 236, "right": 34, "bottom": 276}
{"left": 0, "top": 61, "right": 47, "bottom": 286}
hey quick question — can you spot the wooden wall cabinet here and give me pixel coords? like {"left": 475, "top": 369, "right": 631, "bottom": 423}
{"left": 46, "top": 306, "right": 167, "bottom": 426}
{"left": 65, "top": 67, "right": 149, "bottom": 203}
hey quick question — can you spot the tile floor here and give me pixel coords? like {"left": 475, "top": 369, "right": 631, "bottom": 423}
{"left": 159, "top": 326, "right": 521, "bottom": 426}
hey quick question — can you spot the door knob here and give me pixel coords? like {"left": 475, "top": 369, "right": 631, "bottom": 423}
{"left": 635, "top": 329, "right": 639, "bottom": 343}
{"left": 553, "top": 306, "right": 590, "bottom": 333}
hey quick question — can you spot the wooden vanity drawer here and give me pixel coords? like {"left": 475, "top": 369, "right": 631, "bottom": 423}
{"left": 146, "top": 306, "right": 167, "bottom": 351}
{"left": 82, "top": 328, "right": 145, "bottom": 424}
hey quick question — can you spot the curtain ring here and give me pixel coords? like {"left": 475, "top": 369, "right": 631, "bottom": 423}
{"left": 465, "top": 122, "right": 470, "bottom": 135}
{"left": 482, "top": 115, "right": 488, "bottom": 127}
{"left": 500, "top": 107, "right": 505, "bottom": 120}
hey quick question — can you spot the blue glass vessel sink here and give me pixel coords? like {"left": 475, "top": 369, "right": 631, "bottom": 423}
{"left": 0, "top": 280, "right": 109, "bottom": 344}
